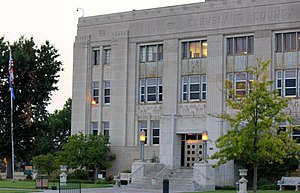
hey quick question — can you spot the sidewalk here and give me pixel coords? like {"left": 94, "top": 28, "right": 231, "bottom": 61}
{"left": 37, "top": 186, "right": 187, "bottom": 193}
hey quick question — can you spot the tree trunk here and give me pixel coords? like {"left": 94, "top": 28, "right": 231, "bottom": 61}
{"left": 6, "top": 156, "right": 13, "bottom": 179}
{"left": 253, "top": 163, "right": 258, "bottom": 193}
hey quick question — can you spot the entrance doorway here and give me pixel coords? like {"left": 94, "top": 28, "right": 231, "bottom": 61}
{"left": 181, "top": 134, "right": 204, "bottom": 168}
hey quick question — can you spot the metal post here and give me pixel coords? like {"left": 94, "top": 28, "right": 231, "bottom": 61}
{"left": 140, "top": 141, "right": 145, "bottom": 162}
{"left": 203, "top": 140, "right": 207, "bottom": 163}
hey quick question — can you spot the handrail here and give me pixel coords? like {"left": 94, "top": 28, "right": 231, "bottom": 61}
{"left": 153, "top": 156, "right": 178, "bottom": 180}
{"left": 130, "top": 163, "right": 145, "bottom": 179}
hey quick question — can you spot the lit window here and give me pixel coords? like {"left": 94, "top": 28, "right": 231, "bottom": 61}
{"left": 182, "top": 40, "right": 207, "bottom": 59}
{"left": 104, "top": 81, "right": 110, "bottom": 104}
{"left": 92, "top": 81, "right": 99, "bottom": 104}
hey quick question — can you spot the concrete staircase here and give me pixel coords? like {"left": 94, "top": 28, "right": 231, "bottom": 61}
{"left": 129, "top": 168, "right": 196, "bottom": 192}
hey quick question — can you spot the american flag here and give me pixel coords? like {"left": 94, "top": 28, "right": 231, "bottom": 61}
{"left": 8, "top": 50, "right": 15, "bottom": 99}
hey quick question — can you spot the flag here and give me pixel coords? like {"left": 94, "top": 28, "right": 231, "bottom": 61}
{"left": 8, "top": 50, "right": 15, "bottom": 99}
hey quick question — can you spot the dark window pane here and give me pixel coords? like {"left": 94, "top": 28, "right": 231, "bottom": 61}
{"left": 285, "top": 79, "right": 296, "bottom": 87}
{"left": 159, "top": 95, "right": 163, "bottom": 101}
{"left": 153, "top": 129, "right": 160, "bottom": 136}
{"left": 248, "top": 36, "right": 254, "bottom": 54}
{"left": 190, "top": 93, "right": 200, "bottom": 99}
{"left": 147, "top": 95, "right": 156, "bottom": 101}
{"left": 148, "top": 87, "right": 156, "bottom": 93}
{"left": 105, "top": 97, "right": 110, "bottom": 103}
{"left": 277, "top": 80, "right": 282, "bottom": 87}
{"left": 286, "top": 88, "right": 296, "bottom": 96}
{"left": 276, "top": 34, "right": 282, "bottom": 52}
{"left": 105, "top": 89, "right": 110, "bottom": 95}
{"left": 277, "top": 89, "right": 282, "bottom": 96}
{"left": 190, "top": 84, "right": 200, "bottom": 92}
{"left": 159, "top": 86, "right": 163, "bottom": 93}
{"left": 153, "top": 138, "right": 159, "bottom": 144}
{"left": 202, "top": 84, "right": 206, "bottom": 91}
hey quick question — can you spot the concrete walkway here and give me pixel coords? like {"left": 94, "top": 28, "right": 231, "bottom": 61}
{"left": 37, "top": 186, "right": 188, "bottom": 193}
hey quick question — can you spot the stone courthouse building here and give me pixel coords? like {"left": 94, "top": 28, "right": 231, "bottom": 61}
{"left": 72, "top": 0, "right": 300, "bottom": 188}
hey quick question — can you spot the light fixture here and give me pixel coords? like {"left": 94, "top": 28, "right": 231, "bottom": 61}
{"left": 202, "top": 130, "right": 208, "bottom": 141}
{"left": 140, "top": 130, "right": 146, "bottom": 142}
{"left": 92, "top": 100, "right": 97, "bottom": 105}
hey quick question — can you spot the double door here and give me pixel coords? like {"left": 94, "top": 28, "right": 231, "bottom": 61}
{"left": 181, "top": 134, "right": 204, "bottom": 168}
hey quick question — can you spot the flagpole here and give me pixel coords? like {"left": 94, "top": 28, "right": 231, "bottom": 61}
{"left": 11, "top": 89, "right": 14, "bottom": 182}
{"left": 9, "top": 48, "right": 14, "bottom": 182}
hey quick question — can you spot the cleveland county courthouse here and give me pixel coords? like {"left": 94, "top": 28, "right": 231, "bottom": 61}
{"left": 71, "top": 0, "right": 300, "bottom": 189}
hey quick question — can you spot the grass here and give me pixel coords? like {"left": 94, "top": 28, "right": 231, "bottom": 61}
{"left": 0, "top": 179, "right": 113, "bottom": 191}
{"left": 0, "top": 190, "right": 39, "bottom": 193}
{"left": 184, "top": 191, "right": 286, "bottom": 193}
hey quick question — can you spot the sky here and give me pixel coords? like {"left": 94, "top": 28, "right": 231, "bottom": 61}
{"left": 0, "top": 0, "right": 204, "bottom": 113}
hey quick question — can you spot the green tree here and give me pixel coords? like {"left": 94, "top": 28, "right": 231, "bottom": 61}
{"left": 32, "top": 153, "right": 57, "bottom": 176}
{"left": 0, "top": 36, "right": 62, "bottom": 178}
{"left": 212, "top": 60, "right": 300, "bottom": 193}
{"left": 33, "top": 98, "right": 71, "bottom": 156}
{"left": 57, "top": 133, "right": 115, "bottom": 179}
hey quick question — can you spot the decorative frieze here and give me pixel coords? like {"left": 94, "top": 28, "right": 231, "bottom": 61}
{"left": 137, "top": 105, "right": 163, "bottom": 118}
{"left": 179, "top": 103, "right": 207, "bottom": 117}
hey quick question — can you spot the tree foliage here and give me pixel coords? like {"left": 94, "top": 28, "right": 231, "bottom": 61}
{"left": 33, "top": 98, "right": 71, "bottom": 156}
{"left": 212, "top": 60, "right": 300, "bottom": 193}
{"left": 0, "top": 36, "right": 62, "bottom": 178}
{"left": 57, "top": 133, "right": 115, "bottom": 171}
{"left": 32, "top": 153, "right": 57, "bottom": 176}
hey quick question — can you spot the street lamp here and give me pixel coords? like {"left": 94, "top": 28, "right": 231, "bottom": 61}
{"left": 140, "top": 130, "right": 146, "bottom": 161}
{"left": 202, "top": 130, "right": 208, "bottom": 163}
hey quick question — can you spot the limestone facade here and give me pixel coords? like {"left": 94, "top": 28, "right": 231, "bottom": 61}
{"left": 72, "top": 0, "right": 300, "bottom": 186}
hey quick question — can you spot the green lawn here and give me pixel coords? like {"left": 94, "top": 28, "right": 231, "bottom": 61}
{"left": 184, "top": 191, "right": 284, "bottom": 193}
{"left": 0, "top": 190, "right": 39, "bottom": 193}
{"left": 0, "top": 180, "right": 113, "bottom": 190}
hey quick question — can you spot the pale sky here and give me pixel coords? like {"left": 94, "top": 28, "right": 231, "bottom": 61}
{"left": 0, "top": 0, "right": 203, "bottom": 112}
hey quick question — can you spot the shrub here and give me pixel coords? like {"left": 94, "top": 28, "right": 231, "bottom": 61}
{"left": 67, "top": 169, "right": 89, "bottom": 180}
{"left": 26, "top": 174, "right": 33, "bottom": 180}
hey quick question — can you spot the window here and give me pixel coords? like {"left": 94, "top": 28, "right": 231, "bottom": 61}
{"left": 103, "top": 81, "right": 110, "bottom": 104}
{"left": 139, "top": 121, "right": 148, "bottom": 144}
{"left": 181, "top": 75, "right": 206, "bottom": 102}
{"left": 91, "top": 122, "right": 98, "bottom": 135}
{"left": 140, "top": 44, "right": 163, "bottom": 62}
{"left": 152, "top": 120, "right": 160, "bottom": 145}
{"left": 280, "top": 126, "right": 300, "bottom": 144}
{"left": 139, "top": 120, "right": 160, "bottom": 145}
{"left": 227, "top": 36, "right": 254, "bottom": 55}
{"left": 92, "top": 49, "right": 100, "bottom": 65}
{"left": 92, "top": 81, "right": 99, "bottom": 104}
{"left": 276, "top": 70, "right": 298, "bottom": 97}
{"left": 103, "top": 48, "right": 111, "bottom": 64}
{"left": 139, "top": 78, "right": 163, "bottom": 103}
{"left": 103, "top": 122, "right": 109, "bottom": 137}
{"left": 275, "top": 32, "right": 299, "bottom": 52}
{"left": 182, "top": 40, "right": 207, "bottom": 59}
{"left": 227, "top": 72, "right": 253, "bottom": 97}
